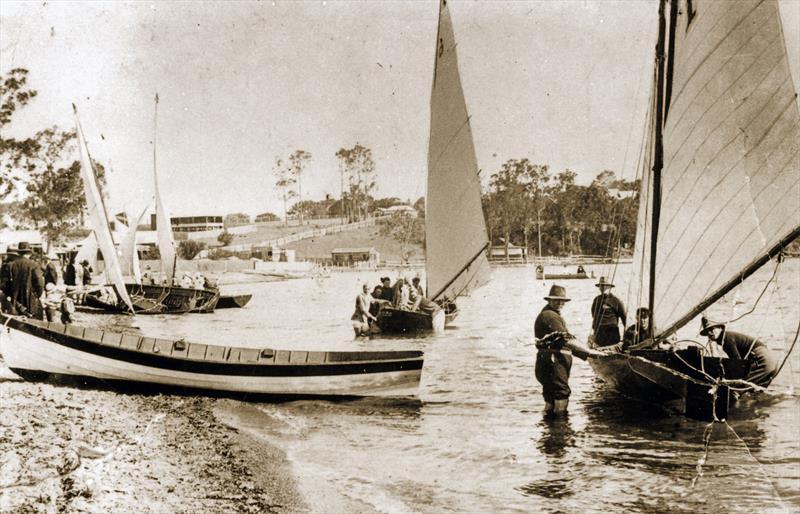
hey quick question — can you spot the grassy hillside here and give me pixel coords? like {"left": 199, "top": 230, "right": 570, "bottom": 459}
{"left": 193, "top": 218, "right": 345, "bottom": 246}
{"left": 284, "top": 224, "right": 424, "bottom": 262}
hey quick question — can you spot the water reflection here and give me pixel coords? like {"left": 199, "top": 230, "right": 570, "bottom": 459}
{"left": 518, "top": 415, "right": 577, "bottom": 500}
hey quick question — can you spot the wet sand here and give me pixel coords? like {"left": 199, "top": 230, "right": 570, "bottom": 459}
{"left": 0, "top": 366, "right": 307, "bottom": 513}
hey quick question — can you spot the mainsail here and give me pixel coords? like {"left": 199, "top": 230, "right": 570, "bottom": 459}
{"left": 119, "top": 206, "right": 149, "bottom": 284}
{"left": 153, "top": 94, "right": 177, "bottom": 285}
{"left": 628, "top": 0, "right": 800, "bottom": 338}
{"left": 425, "top": 0, "right": 491, "bottom": 302}
{"left": 73, "top": 106, "right": 135, "bottom": 312}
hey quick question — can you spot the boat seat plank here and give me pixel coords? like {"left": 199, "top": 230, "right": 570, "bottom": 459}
{"left": 65, "top": 325, "right": 85, "bottom": 339}
{"left": 83, "top": 328, "right": 105, "bottom": 345}
{"left": 120, "top": 334, "right": 141, "bottom": 351}
{"left": 153, "top": 338, "right": 172, "bottom": 355}
{"left": 139, "top": 337, "right": 156, "bottom": 353}
{"left": 275, "top": 350, "right": 291, "bottom": 364}
{"left": 205, "top": 345, "right": 226, "bottom": 361}
{"left": 240, "top": 349, "right": 259, "bottom": 363}
{"left": 227, "top": 349, "right": 241, "bottom": 362}
{"left": 101, "top": 332, "right": 123, "bottom": 347}
{"left": 187, "top": 343, "right": 207, "bottom": 360}
{"left": 307, "top": 351, "right": 326, "bottom": 364}
{"left": 46, "top": 322, "right": 67, "bottom": 334}
{"left": 290, "top": 351, "right": 308, "bottom": 364}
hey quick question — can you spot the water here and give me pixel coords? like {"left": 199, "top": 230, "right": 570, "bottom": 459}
{"left": 82, "top": 261, "right": 800, "bottom": 513}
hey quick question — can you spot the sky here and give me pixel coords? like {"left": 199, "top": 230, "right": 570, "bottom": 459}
{"left": 1, "top": 0, "right": 798, "bottom": 218}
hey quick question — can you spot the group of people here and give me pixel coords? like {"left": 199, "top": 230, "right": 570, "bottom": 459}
{"left": 141, "top": 268, "right": 217, "bottom": 291}
{"left": 534, "top": 276, "right": 780, "bottom": 416}
{"left": 0, "top": 243, "right": 87, "bottom": 323}
{"left": 350, "top": 275, "right": 436, "bottom": 336}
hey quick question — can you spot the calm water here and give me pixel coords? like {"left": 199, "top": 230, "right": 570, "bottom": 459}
{"left": 83, "top": 261, "right": 800, "bottom": 513}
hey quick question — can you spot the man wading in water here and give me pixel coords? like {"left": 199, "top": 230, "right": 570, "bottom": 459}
{"left": 534, "top": 285, "right": 576, "bottom": 416}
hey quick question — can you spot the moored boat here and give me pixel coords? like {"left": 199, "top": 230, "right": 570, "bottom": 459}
{"left": 581, "top": 0, "right": 800, "bottom": 419}
{"left": 217, "top": 294, "right": 253, "bottom": 309}
{"left": 534, "top": 266, "right": 592, "bottom": 281}
{"left": 376, "top": 0, "right": 491, "bottom": 335}
{"left": 0, "top": 313, "right": 424, "bottom": 397}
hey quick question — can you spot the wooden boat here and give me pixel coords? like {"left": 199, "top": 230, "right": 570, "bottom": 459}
{"left": 583, "top": 0, "right": 800, "bottom": 419}
{"left": 376, "top": 0, "right": 491, "bottom": 334}
{"left": 0, "top": 313, "right": 424, "bottom": 397}
{"left": 86, "top": 284, "right": 220, "bottom": 314}
{"left": 534, "top": 267, "right": 591, "bottom": 281}
{"left": 217, "top": 294, "right": 253, "bottom": 309}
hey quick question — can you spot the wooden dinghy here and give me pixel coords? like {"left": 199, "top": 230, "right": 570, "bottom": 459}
{"left": 0, "top": 314, "right": 424, "bottom": 397}
{"left": 535, "top": 266, "right": 591, "bottom": 281}
{"left": 85, "top": 284, "right": 220, "bottom": 314}
{"left": 216, "top": 294, "right": 253, "bottom": 309}
{"left": 584, "top": 346, "right": 749, "bottom": 420}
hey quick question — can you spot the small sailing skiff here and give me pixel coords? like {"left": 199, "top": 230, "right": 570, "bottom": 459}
{"left": 0, "top": 314, "right": 424, "bottom": 397}
{"left": 377, "top": 0, "right": 491, "bottom": 334}
{"left": 217, "top": 294, "right": 253, "bottom": 309}
{"left": 583, "top": 0, "right": 800, "bottom": 419}
{"left": 535, "top": 267, "right": 591, "bottom": 281}
{"left": 86, "top": 284, "right": 220, "bottom": 314}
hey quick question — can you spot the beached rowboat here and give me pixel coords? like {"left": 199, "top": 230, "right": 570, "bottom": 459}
{"left": 0, "top": 314, "right": 424, "bottom": 397}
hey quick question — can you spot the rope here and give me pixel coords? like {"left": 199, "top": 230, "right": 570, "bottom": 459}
{"left": 723, "top": 420, "right": 787, "bottom": 507}
{"left": 773, "top": 317, "right": 800, "bottom": 379}
{"left": 722, "top": 257, "right": 782, "bottom": 325}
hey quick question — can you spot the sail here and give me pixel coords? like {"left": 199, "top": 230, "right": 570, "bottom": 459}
{"left": 635, "top": 0, "right": 800, "bottom": 336}
{"left": 155, "top": 169, "right": 176, "bottom": 285}
{"left": 75, "top": 232, "right": 98, "bottom": 271}
{"left": 119, "top": 206, "right": 149, "bottom": 284}
{"left": 74, "top": 109, "right": 135, "bottom": 311}
{"left": 425, "top": 0, "right": 491, "bottom": 301}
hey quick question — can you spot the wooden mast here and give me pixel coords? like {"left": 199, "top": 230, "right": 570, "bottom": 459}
{"left": 648, "top": 0, "right": 667, "bottom": 320}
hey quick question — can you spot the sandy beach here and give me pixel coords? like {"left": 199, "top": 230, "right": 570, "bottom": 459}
{"left": 0, "top": 364, "right": 307, "bottom": 514}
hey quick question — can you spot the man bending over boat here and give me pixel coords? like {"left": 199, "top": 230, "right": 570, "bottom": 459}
{"left": 534, "top": 285, "right": 575, "bottom": 416}
{"left": 351, "top": 283, "right": 378, "bottom": 336}
{"left": 700, "top": 317, "right": 779, "bottom": 388}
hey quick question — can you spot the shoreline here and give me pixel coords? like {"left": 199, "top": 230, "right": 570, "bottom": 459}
{"left": 0, "top": 367, "right": 308, "bottom": 513}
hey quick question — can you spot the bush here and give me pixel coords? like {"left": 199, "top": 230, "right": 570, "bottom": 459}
{"left": 217, "top": 230, "right": 234, "bottom": 246}
{"left": 177, "top": 240, "right": 206, "bottom": 260}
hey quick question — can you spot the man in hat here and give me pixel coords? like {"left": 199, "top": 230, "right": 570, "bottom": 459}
{"left": 43, "top": 253, "right": 60, "bottom": 286}
{"left": 534, "top": 284, "right": 575, "bottom": 415}
{"left": 700, "top": 317, "right": 779, "bottom": 388}
{"left": 6, "top": 242, "right": 45, "bottom": 318}
{"left": 622, "top": 307, "right": 655, "bottom": 350}
{"left": 80, "top": 259, "right": 93, "bottom": 286}
{"left": 590, "top": 276, "right": 627, "bottom": 347}
{"left": 0, "top": 249, "right": 19, "bottom": 312}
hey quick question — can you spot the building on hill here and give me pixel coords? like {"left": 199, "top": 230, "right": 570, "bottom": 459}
{"left": 255, "top": 212, "right": 280, "bottom": 223}
{"left": 489, "top": 244, "right": 527, "bottom": 263}
{"left": 224, "top": 213, "right": 251, "bottom": 227}
{"left": 150, "top": 214, "right": 224, "bottom": 233}
{"left": 376, "top": 205, "right": 417, "bottom": 217}
{"left": 331, "top": 247, "right": 380, "bottom": 267}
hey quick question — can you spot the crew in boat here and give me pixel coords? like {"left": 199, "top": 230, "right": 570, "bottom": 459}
{"left": 379, "top": 277, "right": 394, "bottom": 303}
{"left": 590, "top": 276, "right": 627, "bottom": 347}
{"left": 700, "top": 317, "right": 780, "bottom": 388}
{"left": 576, "top": 265, "right": 585, "bottom": 275}
{"left": 411, "top": 276, "right": 424, "bottom": 298}
{"left": 534, "top": 284, "right": 575, "bottom": 416}
{"left": 621, "top": 307, "right": 655, "bottom": 350}
{"left": 351, "top": 283, "right": 378, "bottom": 336}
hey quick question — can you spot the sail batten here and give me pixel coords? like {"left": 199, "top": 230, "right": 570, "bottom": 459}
{"left": 629, "top": 0, "right": 800, "bottom": 337}
{"left": 425, "top": 1, "right": 490, "bottom": 302}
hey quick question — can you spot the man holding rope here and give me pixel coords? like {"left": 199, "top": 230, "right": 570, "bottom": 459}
{"left": 700, "top": 317, "right": 779, "bottom": 388}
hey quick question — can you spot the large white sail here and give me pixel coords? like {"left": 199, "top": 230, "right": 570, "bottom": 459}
{"left": 425, "top": 0, "right": 491, "bottom": 301}
{"left": 153, "top": 95, "right": 177, "bottom": 285}
{"left": 631, "top": 0, "right": 800, "bottom": 336}
{"left": 119, "top": 206, "right": 149, "bottom": 284}
{"left": 73, "top": 108, "right": 134, "bottom": 311}
{"left": 74, "top": 232, "right": 98, "bottom": 271}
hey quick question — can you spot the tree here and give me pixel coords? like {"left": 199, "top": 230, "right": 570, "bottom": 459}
{"left": 335, "top": 143, "right": 376, "bottom": 222}
{"left": 1, "top": 68, "right": 38, "bottom": 200}
{"left": 272, "top": 157, "right": 296, "bottom": 227}
{"left": 379, "top": 212, "right": 425, "bottom": 264}
{"left": 255, "top": 211, "right": 280, "bottom": 223}
{"left": 217, "top": 230, "right": 234, "bottom": 246}
{"left": 288, "top": 149, "right": 312, "bottom": 223}
{"left": 177, "top": 240, "right": 206, "bottom": 260}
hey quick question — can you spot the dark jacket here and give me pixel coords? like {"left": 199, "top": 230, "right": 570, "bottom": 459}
{"left": 63, "top": 263, "right": 77, "bottom": 286}
{"left": 535, "top": 305, "right": 568, "bottom": 339}
{"left": 591, "top": 293, "right": 626, "bottom": 329}
{"left": 720, "top": 330, "right": 764, "bottom": 360}
{"left": 44, "top": 260, "right": 59, "bottom": 285}
{"left": 7, "top": 256, "right": 44, "bottom": 318}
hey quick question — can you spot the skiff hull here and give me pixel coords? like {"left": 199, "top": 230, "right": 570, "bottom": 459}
{"left": 376, "top": 306, "right": 446, "bottom": 335}
{"left": 587, "top": 347, "right": 750, "bottom": 420}
{"left": 535, "top": 272, "right": 589, "bottom": 280}
{"left": 217, "top": 294, "right": 253, "bottom": 309}
{"left": 85, "top": 284, "right": 221, "bottom": 315}
{"left": 0, "top": 315, "right": 423, "bottom": 398}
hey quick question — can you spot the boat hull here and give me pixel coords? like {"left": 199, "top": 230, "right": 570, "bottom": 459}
{"left": 376, "top": 305, "right": 446, "bottom": 334}
{"left": 535, "top": 272, "right": 589, "bottom": 280}
{"left": 0, "top": 315, "right": 423, "bottom": 397}
{"left": 85, "top": 284, "right": 221, "bottom": 314}
{"left": 217, "top": 294, "right": 253, "bottom": 309}
{"left": 587, "top": 347, "right": 750, "bottom": 420}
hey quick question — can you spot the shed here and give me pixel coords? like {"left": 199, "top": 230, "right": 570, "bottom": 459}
{"left": 331, "top": 247, "right": 380, "bottom": 267}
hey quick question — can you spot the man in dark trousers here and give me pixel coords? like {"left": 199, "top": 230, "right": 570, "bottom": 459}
{"left": 535, "top": 284, "right": 575, "bottom": 416}
{"left": 7, "top": 242, "right": 45, "bottom": 319}
{"left": 700, "top": 317, "right": 780, "bottom": 388}
{"left": 0, "top": 249, "right": 19, "bottom": 312}
{"left": 590, "top": 276, "right": 627, "bottom": 347}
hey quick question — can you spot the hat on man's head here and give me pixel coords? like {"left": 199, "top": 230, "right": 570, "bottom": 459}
{"left": 699, "top": 316, "right": 725, "bottom": 337}
{"left": 80, "top": 259, "right": 89, "bottom": 266}
{"left": 544, "top": 284, "right": 571, "bottom": 301}
{"left": 381, "top": 276, "right": 390, "bottom": 282}
{"left": 595, "top": 276, "right": 614, "bottom": 288}
{"left": 16, "top": 242, "right": 33, "bottom": 254}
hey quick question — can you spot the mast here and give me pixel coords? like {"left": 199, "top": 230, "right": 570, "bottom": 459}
{"left": 648, "top": 0, "right": 667, "bottom": 320}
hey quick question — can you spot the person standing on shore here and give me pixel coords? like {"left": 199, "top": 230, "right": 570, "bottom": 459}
{"left": 63, "top": 256, "right": 78, "bottom": 286}
{"left": 0, "top": 250, "right": 19, "bottom": 312}
{"left": 80, "top": 260, "right": 93, "bottom": 285}
{"left": 534, "top": 284, "right": 575, "bottom": 416}
{"left": 7, "top": 242, "right": 45, "bottom": 318}
{"left": 590, "top": 277, "right": 626, "bottom": 347}
{"left": 44, "top": 254, "right": 59, "bottom": 286}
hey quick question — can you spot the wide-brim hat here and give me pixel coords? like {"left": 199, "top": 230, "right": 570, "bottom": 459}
{"left": 15, "top": 242, "right": 33, "bottom": 254}
{"left": 80, "top": 260, "right": 90, "bottom": 265}
{"left": 595, "top": 276, "right": 614, "bottom": 288}
{"left": 699, "top": 316, "right": 725, "bottom": 337}
{"left": 544, "top": 284, "right": 570, "bottom": 301}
